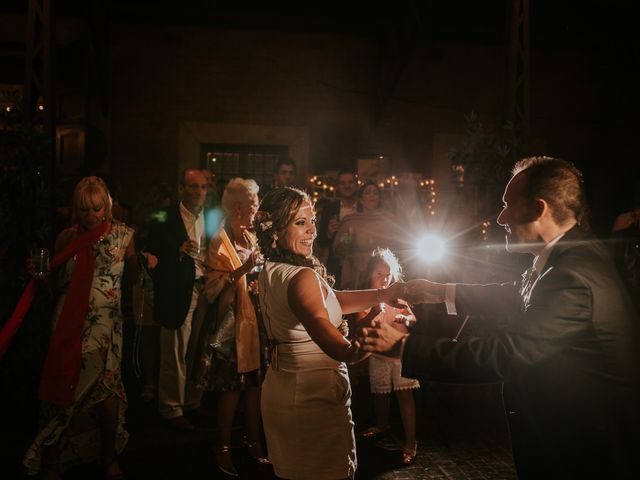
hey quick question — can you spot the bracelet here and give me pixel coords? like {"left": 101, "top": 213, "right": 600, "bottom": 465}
{"left": 227, "top": 272, "right": 235, "bottom": 285}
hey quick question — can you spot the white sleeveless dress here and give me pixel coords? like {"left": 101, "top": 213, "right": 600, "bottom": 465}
{"left": 258, "top": 261, "right": 356, "bottom": 479}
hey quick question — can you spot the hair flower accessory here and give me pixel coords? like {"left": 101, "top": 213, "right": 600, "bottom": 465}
{"left": 259, "top": 220, "right": 273, "bottom": 231}
{"left": 255, "top": 211, "right": 273, "bottom": 232}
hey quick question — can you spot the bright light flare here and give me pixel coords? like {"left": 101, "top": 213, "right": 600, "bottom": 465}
{"left": 416, "top": 234, "right": 446, "bottom": 262}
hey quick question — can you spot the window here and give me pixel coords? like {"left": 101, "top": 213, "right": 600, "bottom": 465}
{"left": 200, "top": 143, "right": 290, "bottom": 189}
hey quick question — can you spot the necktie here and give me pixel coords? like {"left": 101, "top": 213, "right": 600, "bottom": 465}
{"left": 520, "top": 267, "right": 539, "bottom": 307}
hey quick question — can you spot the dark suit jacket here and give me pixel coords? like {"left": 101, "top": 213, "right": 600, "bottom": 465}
{"left": 146, "top": 204, "right": 212, "bottom": 330}
{"left": 402, "top": 226, "right": 640, "bottom": 479}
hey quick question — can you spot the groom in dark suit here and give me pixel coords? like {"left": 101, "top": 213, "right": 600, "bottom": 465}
{"left": 362, "top": 157, "right": 640, "bottom": 479}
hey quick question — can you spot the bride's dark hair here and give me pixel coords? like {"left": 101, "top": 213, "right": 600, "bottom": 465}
{"left": 254, "top": 187, "right": 333, "bottom": 286}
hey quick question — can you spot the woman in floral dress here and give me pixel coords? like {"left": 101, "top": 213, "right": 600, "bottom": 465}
{"left": 23, "top": 176, "right": 144, "bottom": 480}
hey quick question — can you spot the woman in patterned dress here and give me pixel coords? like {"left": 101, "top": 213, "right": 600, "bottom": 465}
{"left": 23, "top": 176, "right": 146, "bottom": 480}
{"left": 191, "top": 178, "right": 268, "bottom": 476}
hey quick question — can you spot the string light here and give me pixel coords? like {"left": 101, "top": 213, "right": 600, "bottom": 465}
{"left": 305, "top": 170, "right": 437, "bottom": 217}
{"left": 482, "top": 220, "right": 491, "bottom": 241}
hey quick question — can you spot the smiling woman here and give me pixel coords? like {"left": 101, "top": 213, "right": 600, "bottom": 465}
{"left": 254, "top": 187, "right": 412, "bottom": 479}
{"left": 277, "top": 199, "right": 316, "bottom": 256}
{"left": 254, "top": 187, "right": 328, "bottom": 278}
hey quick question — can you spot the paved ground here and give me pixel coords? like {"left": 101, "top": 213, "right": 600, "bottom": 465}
{"left": 1, "top": 377, "right": 516, "bottom": 479}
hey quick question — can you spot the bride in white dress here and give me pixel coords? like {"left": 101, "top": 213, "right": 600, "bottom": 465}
{"left": 255, "top": 187, "right": 411, "bottom": 479}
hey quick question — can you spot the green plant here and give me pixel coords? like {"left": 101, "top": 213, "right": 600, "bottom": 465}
{"left": 449, "top": 111, "right": 524, "bottom": 219}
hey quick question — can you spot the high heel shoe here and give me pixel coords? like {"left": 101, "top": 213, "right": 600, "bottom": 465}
{"left": 105, "top": 460, "right": 124, "bottom": 480}
{"left": 244, "top": 440, "right": 271, "bottom": 465}
{"left": 401, "top": 441, "right": 418, "bottom": 466}
{"left": 360, "top": 425, "right": 390, "bottom": 439}
{"left": 214, "top": 445, "right": 238, "bottom": 477}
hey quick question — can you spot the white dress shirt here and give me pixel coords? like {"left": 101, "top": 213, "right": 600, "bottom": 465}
{"left": 179, "top": 202, "right": 205, "bottom": 279}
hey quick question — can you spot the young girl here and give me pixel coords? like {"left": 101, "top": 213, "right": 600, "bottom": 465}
{"left": 355, "top": 247, "right": 420, "bottom": 466}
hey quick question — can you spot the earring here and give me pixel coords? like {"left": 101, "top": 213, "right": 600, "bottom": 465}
{"left": 271, "top": 234, "right": 278, "bottom": 249}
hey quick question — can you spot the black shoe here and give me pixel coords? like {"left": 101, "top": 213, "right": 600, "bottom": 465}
{"left": 214, "top": 445, "right": 238, "bottom": 477}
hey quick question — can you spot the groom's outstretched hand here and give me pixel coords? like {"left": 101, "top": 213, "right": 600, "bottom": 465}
{"left": 404, "top": 279, "right": 447, "bottom": 304}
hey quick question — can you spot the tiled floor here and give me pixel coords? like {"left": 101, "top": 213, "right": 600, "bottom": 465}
{"left": 1, "top": 380, "right": 516, "bottom": 479}
{"left": 357, "top": 434, "right": 515, "bottom": 480}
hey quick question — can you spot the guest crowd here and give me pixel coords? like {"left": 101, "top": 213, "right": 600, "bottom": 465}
{"left": 1, "top": 155, "right": 638, "bottom": 480}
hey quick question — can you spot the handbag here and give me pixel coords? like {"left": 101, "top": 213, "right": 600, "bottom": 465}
{"left": 208, "top": 304, "right": 236, "bottom": 360}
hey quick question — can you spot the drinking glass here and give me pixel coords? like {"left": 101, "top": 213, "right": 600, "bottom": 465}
{"left": 192, "top": 237, "right": 201, "bottom": 257}
{"left": 31, "top": 247, "right": 50, "bottom": 279}
{"left": 190, "top": 236, "right": 206, "bottom": 261}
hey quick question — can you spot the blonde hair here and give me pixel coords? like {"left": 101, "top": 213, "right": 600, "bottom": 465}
{"left": 221, "top": 178, "right": 259, "bottom": 216}
{"left": 71, "top": 176, "right": 113, "bottom": 225}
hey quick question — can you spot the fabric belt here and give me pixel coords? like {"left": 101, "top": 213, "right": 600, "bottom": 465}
{"left": 269, "top": 339, "right": 340, "bottom": 372}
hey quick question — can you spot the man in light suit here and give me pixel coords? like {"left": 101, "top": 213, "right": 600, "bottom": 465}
{"left": 147, "top": 169, "right": 212, "bottom": 430}
{"left": 362, "top": 157, "right": 640, "bottom": 479}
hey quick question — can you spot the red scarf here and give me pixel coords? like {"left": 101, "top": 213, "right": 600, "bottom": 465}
{"left": 0, "top": 221, "right": 110, "bottom": 407}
